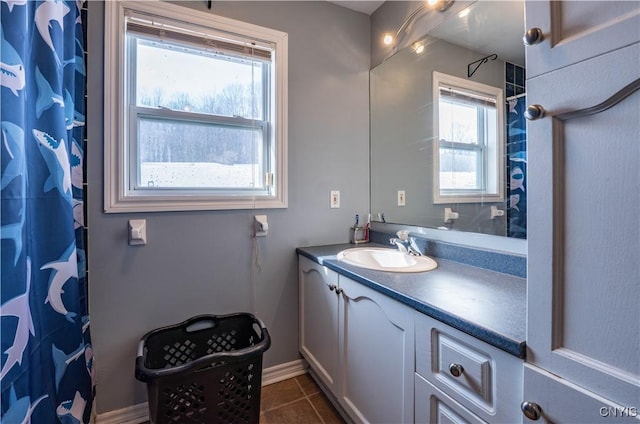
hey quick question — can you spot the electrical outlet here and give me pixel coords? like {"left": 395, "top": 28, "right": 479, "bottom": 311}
{"left": 397, "top": 190, "right": 406, "bottom": 206}
{"left": 330, "top": 190, "right": 340, "bottom": 208}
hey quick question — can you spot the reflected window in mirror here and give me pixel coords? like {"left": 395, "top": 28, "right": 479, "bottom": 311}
{"left": 433, "top": 72, "right": 504, "bottom": 204}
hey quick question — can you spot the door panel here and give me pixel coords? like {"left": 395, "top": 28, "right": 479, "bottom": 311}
{"left": 526, "top": 41, "right": 640, "bottom": 406}
{"left": 523, "top": 364, "right": 640, "bottom": 424}
{"left": 525, "top": 1, "right": 640, "bottom": 78}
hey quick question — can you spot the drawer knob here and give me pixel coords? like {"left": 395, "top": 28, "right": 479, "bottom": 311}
{"left": 525, "top": 104, "right": 545, "bottom": 121}
{"left": 448, "top": 363, "right": 464, "bottom": 377}
{"left": 521, "top": 401, "right": 542, "bottom": 420}
{"left": 523, "top": 27, "right": 544, "bottom": 46}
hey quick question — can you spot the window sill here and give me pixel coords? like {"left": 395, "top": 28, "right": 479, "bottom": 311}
{"left": 104, "top": 193, "right": 287, "bottom": 213}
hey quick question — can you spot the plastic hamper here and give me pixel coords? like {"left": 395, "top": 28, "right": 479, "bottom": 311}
{"left": 135, "top": 313, "right": 271, "bottom": 424}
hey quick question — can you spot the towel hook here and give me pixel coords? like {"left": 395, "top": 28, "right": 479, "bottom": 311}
{"left": 468, "top": 54, "right": 498, "bottom": 78}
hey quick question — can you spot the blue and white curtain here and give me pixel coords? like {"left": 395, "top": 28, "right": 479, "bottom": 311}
{"left": 506, "top": 95, "right": 527, "bottom": 239}
{"left": 1, "top": 1, "right": 93, "bottom": 422}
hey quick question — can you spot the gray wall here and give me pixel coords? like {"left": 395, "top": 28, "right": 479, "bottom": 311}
{"left": 87, "top": 1, "right": 370, "bottom": 414}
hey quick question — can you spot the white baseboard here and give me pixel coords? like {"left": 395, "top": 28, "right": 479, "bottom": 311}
{"left": 261, "top": 358, "right": 307, "bottom": 386}
{"left": 94, "top": 402, "right": 149, "bottom": 424}
{"left": 94, "top": 359, "right": 307, "bottom": 424}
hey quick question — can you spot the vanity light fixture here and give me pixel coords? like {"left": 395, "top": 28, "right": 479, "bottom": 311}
{"left": 458, "top": 8, "right": 470, "bottom": 18}
{"left": 382, "top": 0, "right": 455, "bottom": 55}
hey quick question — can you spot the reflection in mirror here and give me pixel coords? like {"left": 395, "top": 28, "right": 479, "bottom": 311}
{"left": 370, "top": 1, "right": 527, "bottom": 239}
{"left": 433, "top": 71, "right": 504, "bottom": 204}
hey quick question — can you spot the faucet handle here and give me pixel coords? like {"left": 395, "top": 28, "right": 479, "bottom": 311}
{"left": 396, "top": 230, "right": 409, "bottom": 241}
{"left": 389, "top": 238, "right": 409, "bottom": 254}
{"left": 407, "top": 238, "right": 422, "bottom": 256}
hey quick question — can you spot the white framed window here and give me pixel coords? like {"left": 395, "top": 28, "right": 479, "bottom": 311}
{"left": 433, "top": 71, "right": 504, "bottom": 204}
{"left": 104, "top": 1, "right": 288, "bottom": 212}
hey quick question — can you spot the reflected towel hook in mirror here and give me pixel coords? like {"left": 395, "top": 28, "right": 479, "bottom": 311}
{"left": 468, "top": 54, "right": 498, "bottom": 78}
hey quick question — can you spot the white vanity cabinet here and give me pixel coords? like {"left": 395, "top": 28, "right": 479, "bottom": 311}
{"left": 525, "top": 1, "right": 640, "bottom": 421}
{"left": 414, "top": 311, "right": 523, "bottom": 424}
{"left": 299, "top": 256, "right": 340, "bottom": 394}
{"left": 298, "top": 256, "right": 414, "bottom": 424}
{"left": 338, "top": 275, "right": 414, "bottom": 424}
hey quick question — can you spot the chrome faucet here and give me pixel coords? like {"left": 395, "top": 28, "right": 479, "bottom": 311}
{"left": 389, "top": 230, "right": 422, "bottom": 256}
{"left": 389, "top": 237, "right": 409, "bottom": 254}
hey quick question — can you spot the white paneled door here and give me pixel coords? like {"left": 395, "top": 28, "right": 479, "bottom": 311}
{"left": 525, "top": 1, "right": 640, "bottom": 420}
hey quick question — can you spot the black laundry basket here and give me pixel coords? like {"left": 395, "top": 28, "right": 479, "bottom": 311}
{"left": 135, "top": 313, "right": 271, "bottom": 424}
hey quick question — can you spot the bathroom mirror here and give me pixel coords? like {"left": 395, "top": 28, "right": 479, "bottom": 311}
{"left": 370, "top": 0, "right": 527, "bottom": 239}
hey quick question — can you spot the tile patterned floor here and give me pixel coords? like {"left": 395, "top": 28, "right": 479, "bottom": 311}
{"left": 140, "top": 374, "right": 345, "bottom": 424}
{"left": 260, "top": 374, "right": 345, "bottom": 424}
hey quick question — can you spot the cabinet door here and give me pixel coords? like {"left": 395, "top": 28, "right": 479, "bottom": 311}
{"left": 526, "top": 21, "right": 640, "bottom": 412}
{"left": 338, "top": 276, "right": 414, "bottom": 424}
{"left": 522, "top": 364, "right": 639, "bottom": 424}
{"left": 525, "top": 1, "right": 640, "bottom": 78}
{"left": 298, "top": 256, "right": 339, "bottom": 393}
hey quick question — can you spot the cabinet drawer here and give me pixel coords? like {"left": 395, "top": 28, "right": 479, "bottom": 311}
{"left": 433, "top": 330, "right": 492, "bottom": 404}
{"left": 415, "top": 311, "right": 523, "bottom": 423}
{"left": 415, "top": 373, "right": 488, "bottom": 424}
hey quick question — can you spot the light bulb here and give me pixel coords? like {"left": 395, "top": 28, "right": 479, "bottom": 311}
{"left": 383, "top": 33, "right": 393, "bottom": 45}
{"left": 414, "top": 43, "right": 425, "bottom": 54}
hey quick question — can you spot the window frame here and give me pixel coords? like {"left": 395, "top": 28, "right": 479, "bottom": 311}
{"left": 104, "top": 0, "right": 288, "bottom": 212}
{"left": 432, "top": 71, "right": 504, "bottom": 204}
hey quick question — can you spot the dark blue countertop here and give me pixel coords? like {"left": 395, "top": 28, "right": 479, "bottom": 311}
{"left": 297, "top": 243, "right": 526, "bottom": 358}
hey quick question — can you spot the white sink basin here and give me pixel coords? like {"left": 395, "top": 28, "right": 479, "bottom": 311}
{"left": 336, "top": 247, "right": 437, "bottom": 273}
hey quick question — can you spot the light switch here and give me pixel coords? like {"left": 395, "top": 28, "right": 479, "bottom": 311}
{"left": 398, "top": 190, "right": 406, "bottom": 206}
{"left": 330, "top": 190, "right": 340, "bottom": 208}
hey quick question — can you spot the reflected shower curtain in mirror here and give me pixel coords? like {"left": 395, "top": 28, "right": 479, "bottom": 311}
{"left": 506, "top": 95, "right": 527, "bottom": 239}
{"left": 1, "top": 1, "right": 93, "bottom": 422}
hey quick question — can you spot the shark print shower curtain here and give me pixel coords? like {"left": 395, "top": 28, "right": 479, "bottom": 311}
{"left": 1, "top": 0, "right": 93, "bottom": 422}
{"left": 506, "top": 95, "right": 527, "bottom": 239}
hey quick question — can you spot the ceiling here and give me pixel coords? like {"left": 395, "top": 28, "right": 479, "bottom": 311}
{"left": 429, "top": 1, "right": 525, "bottom": 65}
{"left": 330, "top": 0, "right": 384, "bottom": 15}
